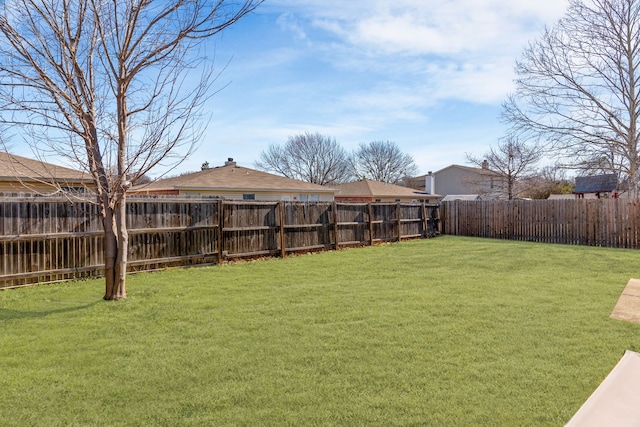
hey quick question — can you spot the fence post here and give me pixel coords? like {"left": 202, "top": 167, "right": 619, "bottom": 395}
{"left": 217, "top": 200, "right": 224, "bottom": 263}
{"left": 421, "top": 202, "right": 428, "bottom": 237}
{"left": 397, "top": 202, "right": 402, "bottom": 241}
{"left": 332, "top": 201, "right": 339, "bottom": 250}
{"left": 455, "top": 200, "right": 459, "bottom": 235}
{"left": 279, "top": 201, "right": 286, "bottom": 258}
{"left": 368, "top": 203, "right": 374, "bottom": 246}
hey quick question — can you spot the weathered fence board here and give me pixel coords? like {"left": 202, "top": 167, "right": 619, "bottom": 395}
{"left": 441, "top": 199, "right": 640, "bottom": 248}
{"left": 0, "top": 196, "right": 440, "bottom": 289}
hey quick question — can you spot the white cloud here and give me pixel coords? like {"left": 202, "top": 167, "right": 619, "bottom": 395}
{"left": 276, "top": 12, "right": 308, "bottom": 41}
{"left": 272, "top": 0, "right": 568, "bottom": 56}
{"left": 267, "top": 0, "right": 569, "bottom": 107}
{"left": 422, "top": 57, "right": 517, "bottom": 103}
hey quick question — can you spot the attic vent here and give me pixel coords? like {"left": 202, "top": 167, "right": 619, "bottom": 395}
{"left": 225, "top": 157, "right": 236, "bottom": 167}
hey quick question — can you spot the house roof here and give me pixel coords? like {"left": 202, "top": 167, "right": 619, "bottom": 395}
{"left": 574, "top": 174, "right": 617, "bottom": 193}
{"left": 0, "top": 152, "right": 92, "bottom": 183}
{"left": 434, "top": 164, "right": 503, "bottom": 176}
{"left": 333, "top": 178, "right": 440, "bottom": 199}
{"left": 440, "top": 194, "right": 482, "bottom": 201}
{"left": 132, "top": 163, "right": 337, "bottom": 193}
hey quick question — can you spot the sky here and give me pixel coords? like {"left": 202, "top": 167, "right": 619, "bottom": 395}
{"left": 5, "top": 1, "right": 571, "bottom": 179}
{"left": 174, "top": 0, "right": 570, "bottom": 178}
{"left": 2, "top": 0, "right": 566, "bottom": 180}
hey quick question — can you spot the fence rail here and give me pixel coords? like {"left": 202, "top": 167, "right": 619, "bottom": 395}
{"left": 441, "top": 199, "right": 640, "bottom": 248}
{"left": 0, "top": 196, "right": 440, "bottom": 289}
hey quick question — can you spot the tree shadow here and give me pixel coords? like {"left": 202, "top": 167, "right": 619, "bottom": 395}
{"left": 0, "top": 301, "right": 101, "bottom": 320}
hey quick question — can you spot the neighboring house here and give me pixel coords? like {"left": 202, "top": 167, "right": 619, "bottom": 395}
{"left": 440, "top": 194, "right": 482, "bottom": 201}
{"left": 574, "top": 174, "right": 618, "bottom": 199}
{"left": 0, "top": 151, "right": 94, "bottom": 194}
{"left": 409, "top": 163, "right": 507, "bottom": 200}
{"left": 129, "top": 158, "right": 337, "bottom": 201}
{"left": 333, "top": 178, "right": 440, "bottom": 203}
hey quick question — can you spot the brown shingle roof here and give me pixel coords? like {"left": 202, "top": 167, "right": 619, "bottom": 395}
{"left": 133, "top": 163, "right": 336, "bottom": 193}
{"left": 333, "top": 178, "right": 439, "bottom": 199}
{"left": 0, "top": 152, "right": 92, "bottom": 182}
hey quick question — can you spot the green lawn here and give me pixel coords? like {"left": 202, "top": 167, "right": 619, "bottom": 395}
{"left": 1, "top": 236, "right": 639, "bottom": 426}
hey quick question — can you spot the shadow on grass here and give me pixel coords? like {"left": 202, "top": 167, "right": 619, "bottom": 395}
{"left": 0, "top": 301, "right": 101, "bottom": 320}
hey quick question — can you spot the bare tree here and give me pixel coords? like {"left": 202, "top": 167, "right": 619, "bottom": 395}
{"left": 0, "top": 0, "right": 262, "bottom": 300}
{"left": 503, "top": 0, "right": 640, "bottom": 197}
{"left": 521, "top": 165, "right": 575, "bottom": 199}
{"left": 467, "top": 137, "right": 542, "bottom": 200}
{"left": 255, "top": 132, "right": 351, "bottom": 185}
{"left": 350, "top": 140, "right": 418, "bottom": 184}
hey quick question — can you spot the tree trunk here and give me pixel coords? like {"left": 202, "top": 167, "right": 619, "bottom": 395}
{"left": 102, "top": 198, "right": 127, "bottom": 300}
{"left": 114, "top": 193, "right": 128, "bottom": 298}
{"left": 508, "top": 177, "right": 514, "bottom": 200}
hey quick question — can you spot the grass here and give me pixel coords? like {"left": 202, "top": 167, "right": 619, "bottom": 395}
{"left": 1, "top": 235, "right": 640, "bottom": 426}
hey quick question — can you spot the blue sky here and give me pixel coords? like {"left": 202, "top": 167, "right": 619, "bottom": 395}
{"left": 169, "top": 0, "right": 570, "bottom": 177}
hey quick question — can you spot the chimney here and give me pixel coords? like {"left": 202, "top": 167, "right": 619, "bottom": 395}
{"left": 482, "top": 160, "right": 489, "bottom": 169}
{"left": 425, "top": 171, "right": 435, "bottom": 194}
{"left": 224, "top": 157, "right": 236, "bottom": 167}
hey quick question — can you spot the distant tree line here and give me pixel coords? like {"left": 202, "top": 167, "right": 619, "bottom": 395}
{"left": 256, "top": 131, "right": 573, "bottom": 199}
{"left": 255, "top": 132, "right": 418, "bottom": 186}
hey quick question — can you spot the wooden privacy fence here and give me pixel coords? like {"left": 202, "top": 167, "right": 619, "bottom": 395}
{"left": 0, "top": 196, "right": 440, "bottom": 289}
{"left": 441, "top": 198, "right": 640, "bottom": 248}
